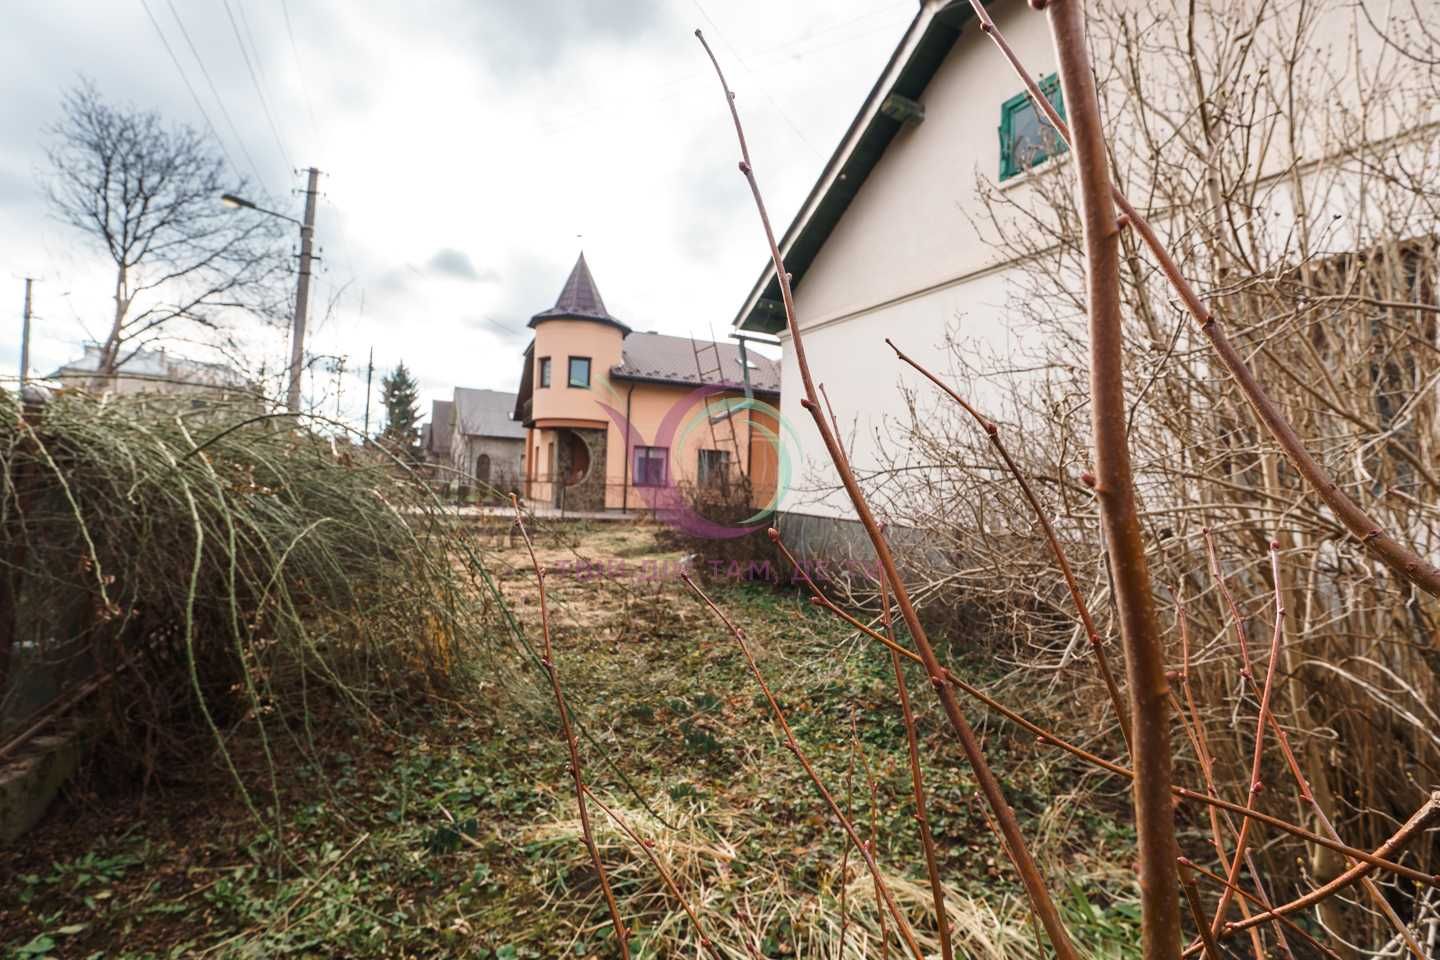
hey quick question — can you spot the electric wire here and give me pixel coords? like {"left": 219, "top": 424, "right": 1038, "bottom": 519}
{"left": 164, "top": 0, "right": 270, "bottom": 193}
{"left": 136, "top": 0, "right": 243, "bottom": 178}
{"left": 220, "top": 0, "right": 294, "bottom": 174}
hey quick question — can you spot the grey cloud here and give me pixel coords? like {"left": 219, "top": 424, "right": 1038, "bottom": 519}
{"left": 459, "top": 314, "right": 527, "bottom": 343}
{"left": 672, "top": 148, "right": 746, "bottom": 261}
{"left": 428, "top": 248, "right": 499, "bottom": 283}
{"left": 456, "top": 0, "right": 675, "bottom": 79}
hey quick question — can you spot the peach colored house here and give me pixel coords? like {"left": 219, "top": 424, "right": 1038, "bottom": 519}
{"left": 513, "top": 254, "right": 781, "bottom": 515}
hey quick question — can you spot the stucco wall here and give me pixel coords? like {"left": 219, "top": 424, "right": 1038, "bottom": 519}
{"left": 524, "top": 364, "right": 778, "bottom": 513}
{"left": 764, "top": 0, "right": 1438, "bottom": 523}
{"left": 454, "top": 435, "right": 524, "bottom": 494}
{"left": 528, "top": 318, "right": 626, "bottom": 424}
{"left": 791, "top": 1, "right": 1057, "bottom": 331}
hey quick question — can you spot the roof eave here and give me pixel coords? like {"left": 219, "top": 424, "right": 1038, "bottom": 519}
{"left": 733, "top": 0, "right": 977, "bottom": 335}
{"left": 528, "top": 311, "right": 634, "bottom": 336}
{"left": 609, "top": 370, "right": 780, "bottom": 397}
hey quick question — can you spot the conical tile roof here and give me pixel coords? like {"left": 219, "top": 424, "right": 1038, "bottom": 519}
{"left": 528, "top": 253, "right": 631, "bottom": 333}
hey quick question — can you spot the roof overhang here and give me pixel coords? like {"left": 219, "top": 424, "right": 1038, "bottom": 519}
{"left": 531, "top": 417, "right": 609, "bottom": 431}
{"left": 609, "top": 370, "right": 780, "bottom": 397}
{"left": 732, "top": 0, "right": 979, "bottom": 335}
{"left": 528, "top": 310, "right": 633, "bottom": 336}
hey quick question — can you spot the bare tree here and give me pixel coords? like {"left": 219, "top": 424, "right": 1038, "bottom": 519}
{"left": 45, "top": 79, "right": 289, "bottom": 380}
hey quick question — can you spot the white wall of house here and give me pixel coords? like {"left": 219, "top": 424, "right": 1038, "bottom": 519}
{"left": 453, "top": 435, "right": 525, "bottom": 493}
{"left": 775, "top": 1, "right": 1061, "bottom": 519}
{"left": 765, "top": 0, "right": 1440, "bottom": 522}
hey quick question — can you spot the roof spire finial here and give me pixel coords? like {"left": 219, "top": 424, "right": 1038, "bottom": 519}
{"left": 528, "top": 252, "right": 632, "bottom": 334}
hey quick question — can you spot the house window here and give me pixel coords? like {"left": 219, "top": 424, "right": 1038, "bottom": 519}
{"left": 538, "top": 357, "right": 551, "bottom": 388}
{"left": 633, "top": 445, "right": 668, "bottom": 487}
{"left": 698, "top": 449, "right": 730, "bottom": 488}
{"left": 999, "top": 74, "right": 1066, "bottom": 180}
{"left": 568, "top": 356, "right": 591, "bottom": 388}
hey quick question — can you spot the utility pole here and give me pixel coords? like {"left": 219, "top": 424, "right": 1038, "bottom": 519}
{"left": 334, "top": 355, "right": 346, "bottom": 419}
{"left": 19, "top": 278, "right": 33, "bottom": 387}
{"left": 287, "top": 167, "right": 321, "bottom": 413}
{"left": 362, "top": 345, "right": 375, "bottom": 438}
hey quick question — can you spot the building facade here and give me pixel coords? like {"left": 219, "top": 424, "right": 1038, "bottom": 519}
{"left": 515, "top": 254, "right": 781, "bottom": 514}
{"left": 48, "top": 344, "right": 252, "bottom": 399}
{"left": 731, "top": 0, "right": 1436, "bottom": 529}
{"left": 449, "top": 388, "right": 525, "bottom": 495}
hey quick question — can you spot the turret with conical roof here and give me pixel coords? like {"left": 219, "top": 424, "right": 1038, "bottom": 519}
{"left": 516, "top": 251, "right": 627, "bottom": 429}
{"left": 528, "top": 252, "right": 632, "bottom": 335}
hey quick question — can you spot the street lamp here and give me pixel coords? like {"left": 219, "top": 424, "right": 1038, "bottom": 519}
{"left": 221, "top": 168, "right": 320, "bottom": 414}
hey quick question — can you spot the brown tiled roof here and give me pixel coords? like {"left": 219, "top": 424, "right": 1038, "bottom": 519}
{"left": 611, "top": 332, "right": 780, "bottom": 395}
{"left": 528, "top": 252, "right": 631, "bottom": 334}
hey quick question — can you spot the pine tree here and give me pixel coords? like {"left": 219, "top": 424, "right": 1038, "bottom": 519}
{"left": 378, "top": 361, "right": 422, "bottom": 460}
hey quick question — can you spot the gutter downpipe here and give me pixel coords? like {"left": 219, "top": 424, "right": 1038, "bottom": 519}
{"left": 622, "top": 382, "right": 635, "bottom": 513}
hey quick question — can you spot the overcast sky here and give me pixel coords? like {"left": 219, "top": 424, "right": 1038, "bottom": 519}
{"left": 2, "top": 0, "right": 916, "bottom": 425}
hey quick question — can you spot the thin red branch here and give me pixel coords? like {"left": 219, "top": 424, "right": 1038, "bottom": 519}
{"left": 770, "top": 534, "right": 1439, "bottom": 889}
{"left": 1220, "top": 790, "right": 1440, "bottom": 938}
{"left": 1204, "top": 539, "right": 1428, "bottom": 959}
{"left": 960, "top": 0, "right": 1440, "bottom": 597}
{"left": 881, "top": 574, "right": 955, "bottom": 960}
{"left": 696, "top": 29, "right": 1079, "bottom": 958}
{"left": 1181, "top": 858, "right": 1344, "bottom": 960}
{"left": 1177, "top": 860, "right": 1223, "bottom": 960}
{"left": 888, "top": 338, "right": 1131, "bottom": 756}
{"left": 1208, "top": 542, "right": 1286, "bottom": 937}
{"left": 580, "top": 784, "right": 723, "bottom": 960}
{"left": 1172, "top": 591, "right": 1289, "bottom": 959}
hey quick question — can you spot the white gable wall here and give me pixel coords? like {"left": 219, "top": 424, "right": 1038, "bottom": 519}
{"left": 768, "top": 0, "right": 1440, "bottom": 522}
{"left": 776, "top": 1, "right": 1061, "bottom": 519}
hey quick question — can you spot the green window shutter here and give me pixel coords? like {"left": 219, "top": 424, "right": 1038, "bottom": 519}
{"left": 999, "top": 73, "right": 1066, "bottom": 181}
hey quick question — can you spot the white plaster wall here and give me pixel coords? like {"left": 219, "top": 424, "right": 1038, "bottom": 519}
{"left": 777, "top": 267, "right": 1042, "bottom": 518}
{"left": 767, "top": 0, "right": 1440, "bottom": 522}
{"left": 792, "top": 1, "right": 1059, "bottom": 331}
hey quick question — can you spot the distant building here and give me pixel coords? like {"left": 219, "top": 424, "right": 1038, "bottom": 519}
{"left": 449, "top": 387, "right": 524, "bottom": 494}
{"left": 423, "top": 399, "right": 453, "bottom": 464}
{"left": 48, "top": 344, "right": 251, "bottom": 398}
{"left": 513, "top": 253, "right": 781, "bottom": 513}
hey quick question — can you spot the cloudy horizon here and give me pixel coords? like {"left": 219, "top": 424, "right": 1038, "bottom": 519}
{"left": 2, "top": 0, "right": 916, "bottom": 427}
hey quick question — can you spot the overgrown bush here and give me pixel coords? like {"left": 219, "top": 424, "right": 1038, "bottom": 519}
{"left": 0, "top": 388, "right": 509, "bottom": 792}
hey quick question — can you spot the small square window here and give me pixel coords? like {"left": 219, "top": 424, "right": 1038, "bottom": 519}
{"left": 999, "top": 74, "right": 1066, "bottom": 181}
{"left": 538, "top": 357, "right": 551, "bottom": 388}
{"left": 633, "top": 445, "right": 668, "bottom": 486}
{"left": 568, "top": 356, "right": 591, "bottom": 388}
{"left": 698, "top": 449, "right": 730, "bottom": 488}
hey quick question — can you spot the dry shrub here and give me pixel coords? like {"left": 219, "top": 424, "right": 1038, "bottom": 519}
{"left": 0, "top": 388, "right": 510, "bottom": 795}
{"left": 868, "top": 0, "right": 1440, "bottom": 945}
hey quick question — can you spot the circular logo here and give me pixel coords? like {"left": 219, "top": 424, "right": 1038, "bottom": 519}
{"left": 598, "top": 383, "right": 799, "bottom": 540}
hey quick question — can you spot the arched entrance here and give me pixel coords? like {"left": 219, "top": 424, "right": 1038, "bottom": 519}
{"left": 553, "top": 427, "right": 606, "bottom": 511}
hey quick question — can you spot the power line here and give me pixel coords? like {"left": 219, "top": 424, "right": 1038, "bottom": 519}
{"left": 280, "top": 0, "right": 323, "bottom": 155}
{"left": 164, "top": 0, "right": 268, "bottom": 191}
{"left": 745, "top": 0, "right": 912, "bottom": 62}
{"left": 236, "top": 0, "right": 307, "bottom": 171}
{"left": 690, "top": 0, "right": 823, "bottom": 160}
{"left": 221, "top": 0, "right": 293, "bottom": 175}
{"left": 136, "top": 0, "right": 242, "bottom": 176}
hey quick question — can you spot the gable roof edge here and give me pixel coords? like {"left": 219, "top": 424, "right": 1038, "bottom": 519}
{"left": 732, "top": 0, "right": 977, "bottom": 334}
